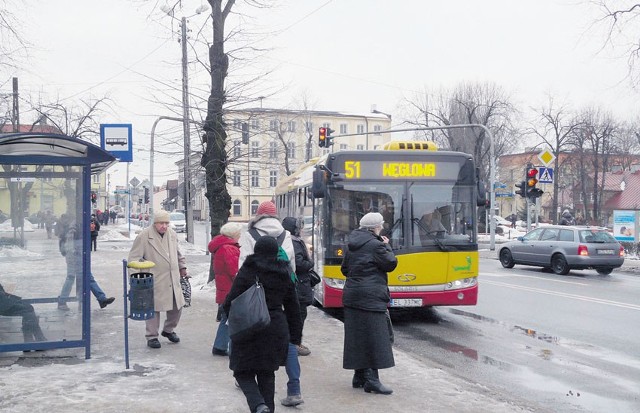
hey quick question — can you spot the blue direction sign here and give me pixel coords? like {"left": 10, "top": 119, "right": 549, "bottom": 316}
{"left": 495, "top": 192, "right": 514, "bottom": 198}
{"left": 114, "top": 189, "right": 129, "bottom": 194}
{"left": 494, "top": 182, "right": 507, "bottom": 189}
{"left": 538, "top": 167, "right": 553, "bottom": 184}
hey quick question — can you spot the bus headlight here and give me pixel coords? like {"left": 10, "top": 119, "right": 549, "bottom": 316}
{"left": 445, "top": 277, "right": 477, "bottom": 290}
{"left": 324, "top": 277, "right": 346, "bottom": 290}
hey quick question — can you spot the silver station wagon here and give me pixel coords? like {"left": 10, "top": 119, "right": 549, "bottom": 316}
{"left": 498, "top": 225, "right": 625, "bottom": 275}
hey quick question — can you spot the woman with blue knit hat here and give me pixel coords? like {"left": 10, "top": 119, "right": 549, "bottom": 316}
{"left": 341, "top": 212, "right": 398, "bottom": 395}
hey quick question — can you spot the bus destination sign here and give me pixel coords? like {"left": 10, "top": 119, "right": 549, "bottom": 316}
{"left": 338, "top": 159, "right": 461, "bottom": 180}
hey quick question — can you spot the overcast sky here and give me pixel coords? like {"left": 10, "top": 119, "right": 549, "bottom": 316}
{"left": 3, "top": 0, "right": 638, "bottom": 187}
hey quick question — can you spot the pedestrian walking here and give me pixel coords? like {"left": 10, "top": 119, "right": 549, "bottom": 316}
{"left": 44, "top": 210, "right": 55, "bottom": 239}
{"left": 224, "top": 236, "right": 303, "bottom": 413}
{"left": 559, "top": 209, "right": 575, "bottom": 226}
{"left": 208, "top": 221, "right": 242, "bottom": 356}
{"left": 57, "top": 218, "right": 115, "bottom": 311}
{"left": 90, "top": 213, "right": 100, "bottom": 251}
{"left": 341, "top": 212, "right": 398, "bottom": 395}
{"left": 128, "top": 210, "right": 188, "bottom": 349}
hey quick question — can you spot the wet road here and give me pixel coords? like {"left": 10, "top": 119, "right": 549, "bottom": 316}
{"left": 391, "top": 258, "right": 640, "bottom": 413}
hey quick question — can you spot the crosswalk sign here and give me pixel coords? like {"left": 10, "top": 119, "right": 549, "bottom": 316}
{"left": 538, "top": 167, "right": 553, "bottom": 184}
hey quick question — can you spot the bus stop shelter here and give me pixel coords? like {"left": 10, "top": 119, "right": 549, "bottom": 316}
{"left": 0, "top": 133, "right": 116, "bottom": 357}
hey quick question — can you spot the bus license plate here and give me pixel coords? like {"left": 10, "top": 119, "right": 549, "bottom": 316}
{"left": 597, "top": 249, "right": 614, "bottom": 255}
{"left": 390, "top": 298, "right": 422, "bottom": 307}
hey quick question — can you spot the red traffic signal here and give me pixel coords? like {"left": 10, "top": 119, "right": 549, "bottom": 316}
{"left": 526, "top": 167, "right": 538, "bottom": 188}
{"left": 319, "top": 127, "right": 327, "bottom": 147}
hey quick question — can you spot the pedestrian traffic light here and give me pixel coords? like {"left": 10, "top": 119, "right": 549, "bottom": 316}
{"left": 91, "top": 192, "right": 97, "bottom": 204}
{"left": 526, "top": 167, "right": 544, "bottom": 199}
{"left": 515, "top": 181, "right": 526, "bottom": 198}
{"left": 144, "top": 187, "right": 149, "bottom": 204}
{"left": 319, "top": 127, "right": 327, "bottom": 147}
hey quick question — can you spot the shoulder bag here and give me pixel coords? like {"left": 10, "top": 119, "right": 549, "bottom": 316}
{"left": 228, "top": 277, "right": 271, "bottom": 342}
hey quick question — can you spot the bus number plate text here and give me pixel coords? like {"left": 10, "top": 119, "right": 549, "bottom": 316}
{"left": 390, "top": 298, "right": 422, "bottom": 307}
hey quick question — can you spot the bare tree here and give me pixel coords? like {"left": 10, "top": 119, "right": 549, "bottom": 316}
{"left": 0, "top": 0, "right": 28, "bottom": 71}
{"left": 612, "top": 120, "right": 640, "bottom": 170}
{"left": 592, "top": 1, "right": 640, "bottom": 86}
{"left": 527, "top": 96, "right": 583, "bottom": 223}
{"left": 569, "top": 107, "right": 619, "bottom": 223}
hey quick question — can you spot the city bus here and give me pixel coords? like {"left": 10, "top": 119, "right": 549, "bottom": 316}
{"left": 274, "top": 141, "right": 484, "bottom": 309}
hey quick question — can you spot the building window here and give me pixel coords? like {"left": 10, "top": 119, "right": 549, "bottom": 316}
{"left": 251, "top": 200, "right": 259, "bottom": 215}
{"left": 251, "top": 119, "right": 260, "bottom": 130}
{"left": 270, "top": 170, "right": 277, "bottom": 187}
{"left": 92, "top": 174, "right": 100, "bottom": 183}
{"left": 233, "top": 119, "right": 242, "bottom": 129}
{"left": 356, "top": 144, "right": 364, "bottom": 150}
{"left": 287, "top": 142, "right": 296, "bottom": 159}
{"left": 269, "top": 120, "right": 278, "bottom": 131}
{"left": 305, "top": 121, "right": 313, "bottom": 133}
{"left": 340, "top": 144, "right": 348, "bottom": 150}
{"left": 288, "top": 120, "right": 296, "bottom": 132}
{"left": 373, "top": 125, "right": 382, "bottom": 135}
{"left": 233, "top": 170, "right": 241, "bottom": 186}
{"left": 269, "top": 141, "right": 277, "bottom": 158}
{"left": 322, "top": 122, "right": 331, "bottom": 129}
{"left": 357, "top": 124, "right": 364, "bottom": 134}
{"left": 340, "top": 123, "right": 347, "bottom": 134}
{"left": 251, "top": 170, "right": 259, "bottom": 187}
{"left": 233, "top": 199, "right": 242, "bottom": 216}
{"left": 233, "top": 140, "right": 242, "bottom": 158}
{"left": 251, "top": 141, "right": 259, "bottom": 157}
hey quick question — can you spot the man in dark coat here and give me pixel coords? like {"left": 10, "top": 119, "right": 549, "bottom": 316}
{"left": 224, "top": 236, "right": 302, "bottom": 413}
{"left": 0, "top": 283, "right": 47, "bottom": 343}
{"left": 341, "top": 212, "right": 398, "bottom": 395}
{"left": 559, "top": 210, "right": 575, "bottom": 226}
{"left": 90, "top": 214, "right": 100, "bottom": 251}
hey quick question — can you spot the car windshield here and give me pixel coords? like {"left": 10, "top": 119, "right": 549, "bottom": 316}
{"left": 170, "top": 213, "right": 185, "bottom": 221}
{"left": 579, "top": 229, "right": 616, "bottom": 243}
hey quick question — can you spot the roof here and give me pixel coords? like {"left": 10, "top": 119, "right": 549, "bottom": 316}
{"left": 0, "top": 133, "right": 117, "bottom": 174}
{"left": 603, "top": 170, "right": 640, "bottom": 210}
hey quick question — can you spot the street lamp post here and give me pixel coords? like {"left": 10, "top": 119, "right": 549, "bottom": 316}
{"left": 179, "top": 16, "right": 194, "bottom": 243}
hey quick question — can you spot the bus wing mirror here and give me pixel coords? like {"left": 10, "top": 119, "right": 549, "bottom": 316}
{"left": 312, "top": 167, "right": 326, "bottom": 199}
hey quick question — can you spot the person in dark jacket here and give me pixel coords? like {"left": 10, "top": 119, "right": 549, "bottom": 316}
{"left": 208, "top": 222, "right": 242, "bottom": 356}
{"left": 559, "top": 209, "right": 575, "bottom": 226}
{"left": 90, "top": 214, "right": 100, "bottom": 251}
{"left": 224, "top": 236, "right": 303, "bottom": 413}
{"left": 281, "top": 216, "right": 313, "bottom": 355}
{"left": 0, "top": 283, "right": 47, "bottom": 344}
{"left": 341, "top": 212, "right": 398, "bottom": 395}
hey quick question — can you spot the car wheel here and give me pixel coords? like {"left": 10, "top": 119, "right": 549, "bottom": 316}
{"left": 499, "top": 249, "right": 515, "bottom": 268}
{"left": 596, "top": 268, "right": 613, "bottom": 276}
{"left": 551, "top": 254, "right": 570, "bottom": 275}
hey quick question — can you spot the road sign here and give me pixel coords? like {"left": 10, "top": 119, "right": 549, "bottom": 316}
{"left": 538, "top": 167, "right": 553, "bottom": 184}
{"left": 495, "top": 192, "right": 514, "bottom": 198}
{"left": 493, "top": 182, "right": 507, "bottom": 189}
{"left": 538, "top": 149, "right": 555, "bottom": 166}
{"left": 130, "top": 177, "right": 140, "bottom": 187}
{"left": 114, "top": 189, "right": 129, "bottom": 194}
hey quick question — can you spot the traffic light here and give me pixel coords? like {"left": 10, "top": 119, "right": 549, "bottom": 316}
{"left": 91, "top": 192, "right": 97, "bottom": 204}
{"left": 319, "top": 127, "right": 327, "bottom": 147}
{"left": 526, "top": 167, "right": 544, "bottom": 199}
{"left": 319, "top": 127, "right": 335, "bottom": 148}
{"left": 144, "top": 187, "right": 149, "bottom": 204}
{"left": 515, "top": 181, "right": 526, "bottom": 198}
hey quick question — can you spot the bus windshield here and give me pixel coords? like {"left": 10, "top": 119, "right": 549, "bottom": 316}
{"left": 327, "top": 181, "right": 476, "bottom": 253}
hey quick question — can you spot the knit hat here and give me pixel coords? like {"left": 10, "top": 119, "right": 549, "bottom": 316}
{"left": 256, "top": 201, "right": 277, "bottom": 216}
{"left": 254, "top": 236, "right": 279, "bottom": 258}
{"left": 153, "top": 210, "right": 171, "bottom": 223}
{"left": 359, "top": 212, "right": 384, "bottom": 229}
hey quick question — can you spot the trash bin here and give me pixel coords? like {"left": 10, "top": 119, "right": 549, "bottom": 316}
{"left": 129, "top": 272, "right": 154, "bottom": 320}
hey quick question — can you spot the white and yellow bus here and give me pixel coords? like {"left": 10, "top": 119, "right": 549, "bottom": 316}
{"left": 274, "top": 141, "right": 483, "bottom": 309}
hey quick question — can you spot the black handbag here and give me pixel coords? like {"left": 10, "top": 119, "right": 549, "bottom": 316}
{"left": 228, "top": 277, "right": 271, "bottom": 342}
{"left": 308, "top": 269, "right": 321, "bottom": 287}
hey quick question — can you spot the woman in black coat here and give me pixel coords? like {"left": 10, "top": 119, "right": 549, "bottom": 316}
{"left": 341, "top": 212, "right": 398, "bottom": 395}
{"left": 224, "top": 236, "right": 302, "bottom": 413}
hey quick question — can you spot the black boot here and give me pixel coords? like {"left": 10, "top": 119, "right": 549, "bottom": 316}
{"left": 352, "top": 369, "right": 366, "bottom": 388}
{"left": 363, "top": 369, "right": 393, "bottom": 395}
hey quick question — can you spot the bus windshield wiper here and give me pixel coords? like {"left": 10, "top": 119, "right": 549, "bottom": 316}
{"left": 411, "top": 218, "right": 450, "bottom": 252}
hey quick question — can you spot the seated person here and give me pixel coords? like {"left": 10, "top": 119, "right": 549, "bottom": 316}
{"left": 0, "top": 283, "right": 47, "bottom": 343}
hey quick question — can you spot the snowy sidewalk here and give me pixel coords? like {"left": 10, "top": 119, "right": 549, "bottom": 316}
{"left": 0, "top": 240, "right": 531, "bottom": 413}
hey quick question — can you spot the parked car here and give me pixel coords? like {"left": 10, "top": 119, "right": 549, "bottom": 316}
{"left": 169, "top": 212, "right": 186, "bottom": 233}
{"left": 498, "top": 225, "right": 624, "bottom": 275}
